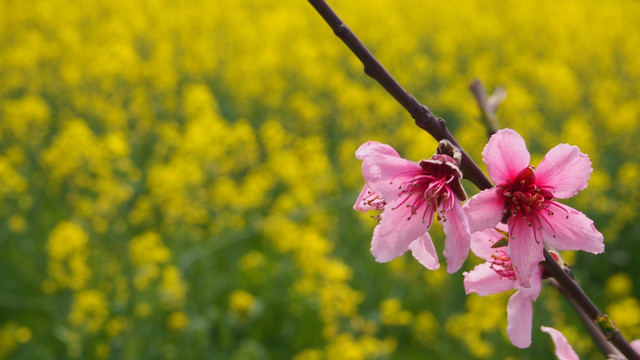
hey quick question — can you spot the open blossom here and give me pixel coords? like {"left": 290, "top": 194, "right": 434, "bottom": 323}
{"left": 463, "top": 224, "right": 542, "bottom": 348}
{"left": 541, "top": 326, "right": 640, "bottom": 359}
{"left": 464, "top": 129, "right": 604, "bottom": 287}
{"left": 354, "top": 140, "right": 470, "bottom": 273}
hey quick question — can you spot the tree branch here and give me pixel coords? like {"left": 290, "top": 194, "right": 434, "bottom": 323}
{"left": 470, "top": 79, "right": 504, "bottom": 137}
{"left": 547, "top": 278, "right": 623, "bottom": 359}
{"left": 542, "top": 251, "right": 639, "bottom": 360}
{"left": 307, "top": 0, "right": 492, "bottom": 191}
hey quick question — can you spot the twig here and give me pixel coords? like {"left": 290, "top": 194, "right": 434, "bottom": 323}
{"left": 547, "top": 277, "right": 623, "bottom": 358}
{"left": 542, "top": 251, "right": 639, "bottom": 360}
{"left": 307, "top": 0, "right": 492, "bottom": 191}
{"left": 307, "top": 1, "right": 639, "bottom": 358}
{"left": 469, "top": 79, "right": 505, "bottom": 136}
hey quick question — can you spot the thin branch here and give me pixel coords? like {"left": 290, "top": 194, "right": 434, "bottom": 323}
{"left": 307, "top": 1, "right": 639, "bottom": 358}
{"left": 307, "top": 0, "right": 492, "bottom": 191}
{"left": 542, "top": 251, "right": 639, "bottom": 360}
{"left": 547, "top": 277, "right": 623, "bottom": 358}
{"left": 470, "top": 79, "right": 505, "bottom": 136}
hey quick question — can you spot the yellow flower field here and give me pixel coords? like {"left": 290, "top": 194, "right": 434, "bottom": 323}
{"left": 0, "top": 0, "right": 639, "bottom": 358}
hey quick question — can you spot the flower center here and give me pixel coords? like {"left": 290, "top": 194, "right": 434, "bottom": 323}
{"left": 500, "top": 167, "right": 554, "bottom": 224}
{"left": 499, "top": 166, "right": 570, "bottom": 241}
{"left": 489, "top": 249, "right": 516, "bottom": 280}
{"left": 390, "top": 155, "right": 463, "bottom": 224}
{"left": 392, "top": 171, "right": 454, "bottom": 224}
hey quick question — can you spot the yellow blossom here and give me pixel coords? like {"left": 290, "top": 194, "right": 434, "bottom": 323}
{"left": 68, "top": 289, "right": 109, "bottom": 333}
{"left": 45, "top": 221, "right": 91, "bottom": 291}
{"left": 166, "top": 311, "right": 190, "bottom": 332}
{"left": 229, "top": 289, "right": 257, "bottom": 315}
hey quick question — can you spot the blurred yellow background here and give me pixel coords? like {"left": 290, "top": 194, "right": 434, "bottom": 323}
{"left": 0, "top": 0, "right": 639, "bottom": 358}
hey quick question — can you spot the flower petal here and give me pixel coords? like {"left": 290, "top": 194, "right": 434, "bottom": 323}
{"left": 470, "top": 224, "right": 509, "bottom": 260}
{"left": 516, "top": 265, "right": 543, "bottom": 299}
{"left": 535, "top": 144, "right": 592, "bottom": 199}
{"left": 507, "top": 290, "right": 533, "bottom": 348}
{"left": 539, "top": 203, "right": 604, "bottom": 254}
{"left": 463, "top": 263, "right": 515, "bottom": 295}
{"left": 442, "top": 201, "right": 471, "bottom": 273}
{"left": 409, "top": 234, "right": 440, "bottom": 270}
{"left": 463, "top": 187, "right": 504, "bottom": 232}
{"left": 540, "top": 326, "right": 580, "bottom": 360}
{"left": 507, "top": 218, "right": 545, "bottom": 288}
{"left": 356, "top": 141, "right": 400, "bottom": 160}
{"left": 630, "top": 340, "right": 640, "bottom": 355}
{"left": 361, "top": 154, "right": 420, "bottom": 201}
{"left": 482, "top": 128, "right": 531, "bottom": 184}
{"left": 371, "top": 201, "right": 429, "bottom": 262}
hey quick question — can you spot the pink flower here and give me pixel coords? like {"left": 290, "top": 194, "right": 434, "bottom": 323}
{"left": 463, "top": 224, "right": 542, "bottom": 348}
{"left": 354, "top": 140, "right": 470, "bottom": 273}
{"left": 541, "top": 326, "right": 640, "bottom": 359}
{"left": 540, "top": 326, "right": 580, "bottom": 360}
{"left": 464, "top": 129, "right": 604, "bottom": 287}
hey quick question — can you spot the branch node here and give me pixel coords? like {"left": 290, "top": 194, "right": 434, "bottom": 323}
{"left": 596, "top": 314, "right": 619, "bottom": 340}
{"left": 334, "top": 23, "right": 347, "bottom": 37}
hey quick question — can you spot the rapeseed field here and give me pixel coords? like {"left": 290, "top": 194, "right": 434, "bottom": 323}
{"left": 0, "top": 0, "right": 638, "bottom": 358}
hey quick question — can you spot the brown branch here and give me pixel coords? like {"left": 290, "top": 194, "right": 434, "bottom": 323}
{"left": 542, "top": 251, "right": 639, "bottom": 360}
{"left": 307, "top": 0, "right": 492, "bottom": 191}
{"left": 307, "top": 1, "right": 639, "bottom": 358}
{"left": 470, "top": 79, "right": 505, "bottom": 136}
{"left": 547, "top": 278, "right": 623, "bottom": 358}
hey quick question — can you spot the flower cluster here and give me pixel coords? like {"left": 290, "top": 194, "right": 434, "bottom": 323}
{"left": 356, "top": 128, "right": 606, "bottom": 349}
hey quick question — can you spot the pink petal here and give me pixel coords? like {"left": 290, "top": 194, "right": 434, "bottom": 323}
{"left": 463, "top": 263, "right": 515, "bottom": 295}
{"left": 356, "top": 141, "right": 400, "bottom": 160}
{"left": 535, "top": 144, "right": 592, "bottom": 199}
{"left": 470, "top": 224, "right": 508, "bottom": 260}
{"left": 516, "top": 265, "right": 543, "bottom": 299}
{"left": 441, "top": 201, "right": 471, "bottom": 273}
{"left": 371, "top": 201, "right": 429, "bottom": 262}
{"left": 540, "top": 326, "right": 580, "bottom": 360}
{"left": 408, "top": 234, "right": 440, "bottom": 270}
{"left": 361, "top": 154, "right": 420, "bottom": 202}
{"left": 539, "top": 203, "right": 604, "bottom": 254}
{"left": 482, "top": 128, "right": 531, "bottom": 184}
{"left": 630, "top": 340, "right": 640, "bottom": 355}
{"left": 507, "top": 218, "right": 545, "bottom": 288}
{"left": 463, "top": 187, "right": 504, "bottom": 232}
{"left": 507, "top": 290, "right": 533, "bottom": 348}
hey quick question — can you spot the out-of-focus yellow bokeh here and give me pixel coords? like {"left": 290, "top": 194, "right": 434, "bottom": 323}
{"left": 0, "top": 0, "right": 638, "bottom": 358}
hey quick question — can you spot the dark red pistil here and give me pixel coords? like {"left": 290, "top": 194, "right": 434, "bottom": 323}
{"left": 500, "top": 166, "right": 554, "bottom": 224}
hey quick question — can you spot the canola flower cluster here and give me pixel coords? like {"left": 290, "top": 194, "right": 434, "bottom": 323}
{"left": 0, "top": 0, "right": 638, "bottom": 358}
